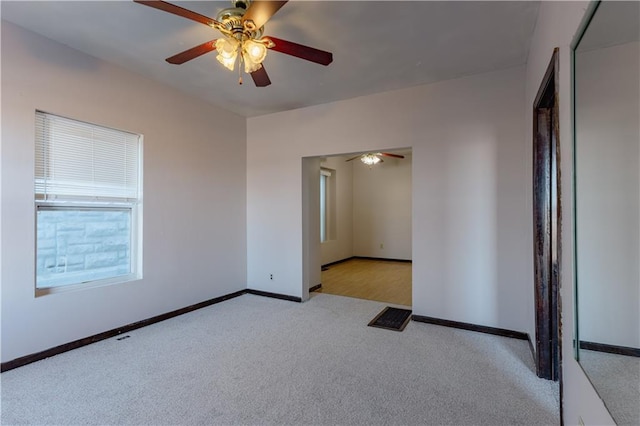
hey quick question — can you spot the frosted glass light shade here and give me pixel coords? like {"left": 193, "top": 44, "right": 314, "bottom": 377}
{"left": 243, "top": 56, "right": 262, "bottom": 74}
{"left": 216, "top": 38, "right": 239, "bottom": 71}
{"left": 361, "top": 154, "right": 381, "bottom": 165}
{"left": 244, "top": 39, "right": 267, "bottom": 64}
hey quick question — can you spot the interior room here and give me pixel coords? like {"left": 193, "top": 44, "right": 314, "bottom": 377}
{"left": 1, "top": 1, "right": 637, "bottom": 425}
{"left": 317, "top": 150, "right": 412, "bottom": 306}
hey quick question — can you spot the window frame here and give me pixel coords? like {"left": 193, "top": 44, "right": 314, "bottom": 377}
{"left": 320, "top": 171, "right": 328, "bottom": 242}
{"left": 34, "top": 111, "right": 143, "bottom": 296}
{"left": 320, "top": 168, "right": 335, "bottom": 243}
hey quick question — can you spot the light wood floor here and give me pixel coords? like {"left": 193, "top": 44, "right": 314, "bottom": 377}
{"left": 318, "top": 258, "right": 412, "bottom": 306}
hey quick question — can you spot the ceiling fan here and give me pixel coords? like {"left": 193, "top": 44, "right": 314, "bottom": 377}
{"left": 346, "top": 152, "right": 405, "bottom": 166}
{"left": 134, "top": 0, "right": 333, "bottom": 87}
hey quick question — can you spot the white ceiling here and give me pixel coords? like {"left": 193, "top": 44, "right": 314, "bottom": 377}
{"left": 1, "top": 1, "right": 540, "bottom": 117}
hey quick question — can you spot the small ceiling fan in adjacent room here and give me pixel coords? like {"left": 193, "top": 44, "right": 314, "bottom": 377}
{"left": 134, "top": 0, "right": 333, "bottom": 87}
{"left": 346, "top": 152, "right": 405, "bottom": 166}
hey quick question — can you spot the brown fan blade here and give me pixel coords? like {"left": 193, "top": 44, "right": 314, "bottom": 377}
{"left": 265, "top": 36, "right": 332, "bottom": 66}
{"left": 134, "top": 0, "right": 219, "bottom": 28}
{"left": 242, "top": 1, "right": 288, "bottom": 30}
{"left": 379, "top": 152, "right": 405, "bottom": 159}
{"left": 251, "top": 66, "right": 271, "bottom": 87}
{"left": 345, "top": 155, "right": 361, "bottom": 162}
{"left": 166, "top": 40, "right": 217, "bottom": 64}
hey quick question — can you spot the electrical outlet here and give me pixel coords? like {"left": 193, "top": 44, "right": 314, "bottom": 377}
{"left": 270, "top": 274, "right": 273, "bottom": 280}
{"left": 380, "top": 243, "right": 384, "bottom": 249}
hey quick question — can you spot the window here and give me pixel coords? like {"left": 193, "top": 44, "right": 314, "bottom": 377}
{"left": 320, "top": 169, "right": 329, "bottom": 242}
{"left": 35, "top": 111, "right": 142, "bottom": 294}
{"left": 320, "top": 168, "right": 335, "bottom": 242}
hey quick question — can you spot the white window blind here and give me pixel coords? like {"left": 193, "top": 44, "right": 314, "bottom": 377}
{"left": 35, "top": 111, "right": 140, "bottom": 201}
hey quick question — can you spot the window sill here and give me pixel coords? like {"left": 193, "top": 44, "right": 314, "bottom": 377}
{"left": 35, "top": 273, "right": 142, "bottom": 297}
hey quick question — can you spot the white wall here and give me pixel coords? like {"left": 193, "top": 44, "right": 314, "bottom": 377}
{"left": 319, "top": 156, "right": 353, "bottom": 265}
{"left": 1, "top": 22, "right": 247, "bottom": 363}
{"left": 302, "top": 157, "right": 321, "bottom": 293}
{"left": 575, "top": 41, "right": 640, "bottom": 348}
{"left": 524, "top": 1, "right": 616, "bottom": 424}
{"left": 352, "top": 154, "right": 412, "bottom": 260}
{"left": 247, "top": 66, "right": 530, "bottom": 332}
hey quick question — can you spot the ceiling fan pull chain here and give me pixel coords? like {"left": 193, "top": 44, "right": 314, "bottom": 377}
{"left": 238, "top": 53, "right": 243, "bottom": 85}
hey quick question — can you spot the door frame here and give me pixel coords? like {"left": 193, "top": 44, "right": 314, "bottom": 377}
{"left": 532, "top": 48, "right": 561, "bottom": 383}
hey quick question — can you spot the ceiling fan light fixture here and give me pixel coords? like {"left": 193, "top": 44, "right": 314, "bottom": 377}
{"left": 135, "top": 0, "right": 333, "bottom": 87}
{"left": 216, "top": 38, "right": 239, "bottom": 71}
{"left": 244, "top": 39, "right": 267, "bottom": 64}
{"left": 361, "top": 154, "right": 381, "bottom": 166}
{"left": 243, "top": 54, "right": 262, "bottom": 74}
{"left": 242, "top": 39, "right": 267, "bottom": 73}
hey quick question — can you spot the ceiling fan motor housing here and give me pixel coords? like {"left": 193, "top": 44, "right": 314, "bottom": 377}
{"left": 233, "top": 0, "right": 250, "bottom": 10}
{"left": 217, "top": 5, "right": 262, "bottom": 39}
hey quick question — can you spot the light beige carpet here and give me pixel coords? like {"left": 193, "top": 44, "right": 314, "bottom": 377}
{"left": 579, "top": 349, "right": 640, "bottom": 425}
{"left": 1, "top": 293, "right": 559, "bottom": 425}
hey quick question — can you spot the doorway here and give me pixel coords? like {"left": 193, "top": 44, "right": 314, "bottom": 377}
{"left": 532, "top": 48, "right": 561, "bottom": 382}
{"left": 305, "top": 150, "right": 413, "bottom": 306}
